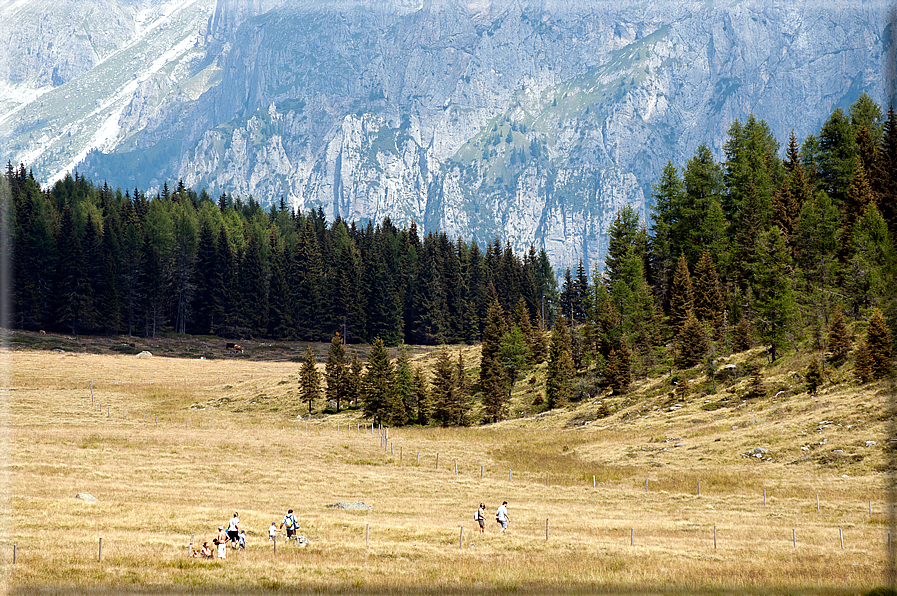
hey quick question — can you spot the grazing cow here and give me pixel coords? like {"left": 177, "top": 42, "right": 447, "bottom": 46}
{"left": 226, "top": 343, "right": 244, "bottom": 354}
{"left": 39, "top": 330, "right": 46, "bottom": 335}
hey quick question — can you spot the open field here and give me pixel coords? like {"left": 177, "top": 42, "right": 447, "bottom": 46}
{"left": 3, "top": 335, "right": 895, "bottom": 595}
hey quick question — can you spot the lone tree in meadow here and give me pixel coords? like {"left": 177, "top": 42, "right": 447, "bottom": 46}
{"left": 826, "top": 308, "right": 851, "bottom": 364}
{"left": 300, "top": 347, "right": 321, "bottom": 414}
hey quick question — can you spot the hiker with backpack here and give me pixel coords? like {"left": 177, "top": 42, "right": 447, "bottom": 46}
{"left": 475, "top": 503, "right": 486, "bottom": 533}
{"left": 280, "top": 509, "right": 298, "bottom": 540}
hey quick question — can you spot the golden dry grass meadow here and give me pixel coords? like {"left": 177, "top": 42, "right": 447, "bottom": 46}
{"left": 2, "top": 331, "right": 894, "bottom": 595}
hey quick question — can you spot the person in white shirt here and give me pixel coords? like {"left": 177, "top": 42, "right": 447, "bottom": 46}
{"left": 227, "top": 512, "right": 240, "bottom": 548}
{"left": 496, "top": 501, "right": 509, "bottom": 534}
{"left": 268, "top": 522, "right": 278, "bottom": 542}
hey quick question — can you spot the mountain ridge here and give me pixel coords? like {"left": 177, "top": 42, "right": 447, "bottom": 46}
{"left": 2, "top": 0, "right": 891, "bottom": 272}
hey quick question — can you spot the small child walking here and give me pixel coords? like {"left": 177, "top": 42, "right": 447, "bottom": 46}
{"left": 268, "top": 522, "right": 278, "bottom": 542}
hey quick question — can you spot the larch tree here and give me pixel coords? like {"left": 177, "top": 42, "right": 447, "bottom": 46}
{"left": 675, "top": 313, "right": 709, "bottom": 369}
{"left": 866, "top": 309, "right": 893, "bottom": 380}
{"left": 362, "top": 338, "right": 395, "bottom": 424}
{"left": 480, "top": 299, "right": 507, "bottom": 423}
{"left": 668, "top": 255, "right": 694, "bottom": 333}
{"left": 826, "top": 308, "right": 852, "bottom": 365}
{"left": 300, "top": 347, "right": 321, "bottom": 414}
{"left": 431, "top": 347, "right": 459, "bottom": 426}
{"left": 326, "top": 332, "right": 347, "bottom": 412}
{"left": 751, "top": 227, "right": 798, "bottom": 362}
{"left": 545, "top": 317, "right": 574, "bottom": 409}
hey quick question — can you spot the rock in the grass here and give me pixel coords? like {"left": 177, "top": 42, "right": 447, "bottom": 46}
{"left": 742, "top": 447, "right": 769, "bottom": 459}
{"left": 135, "top": 351, "right": 152, "bottom": 358}
{"left": 866, "top": 441, "right": 877, "bottom": 447}
{"left": 326, "top": 501, "right": 372, "bottom": 510}
{"left": 76, "top": 493, "right": 99, "bottom": 502}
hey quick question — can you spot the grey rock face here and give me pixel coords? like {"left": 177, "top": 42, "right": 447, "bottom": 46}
{"left": 2, "top": 0, "right": 891, "bottom": 273}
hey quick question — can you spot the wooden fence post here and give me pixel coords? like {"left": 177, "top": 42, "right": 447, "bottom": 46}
{"left": 546, "top": 518, "right": 549, "bottom": 541}
{"left": 630, "top": 528, "right": 634, "bottom": 546}
{"left": 792, "top": 529, "right": 796, "bottom": 548}
{"left": 839, "top": 528, "right": 843, "bottom": 549}
{"left": 459, "top": 526, "right": 463, "bottom": 549}
{"left": 713, "top": 525, "right": 716, "bottom": 549}
{"left": 273, "top": 535, "right": 276, "bottom": 555}
{"left": 436, "top": 453, "right": 439, "bottom": 469}
{"left": 12, "top": 544, "right": 16, "bottom": 564}
{"left": 98, "top": 538, "right": 102, "bottom": 563}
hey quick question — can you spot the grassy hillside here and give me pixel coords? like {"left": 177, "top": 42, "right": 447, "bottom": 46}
{"left": 4, "top": 330, "right": 894, "bottom": 594}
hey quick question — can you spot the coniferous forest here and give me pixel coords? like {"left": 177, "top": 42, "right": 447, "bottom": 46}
{"left": 6, "top": 94, "right": 897, "bottom": 425}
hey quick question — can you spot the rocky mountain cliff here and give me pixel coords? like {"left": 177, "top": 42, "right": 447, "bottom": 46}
{"left": 2, "top": 0, "right": 892, "bottom": 272}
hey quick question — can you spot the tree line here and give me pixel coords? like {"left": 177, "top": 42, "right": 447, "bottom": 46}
{"left": 8, "top": 171, "right": 557, "bottom": 345}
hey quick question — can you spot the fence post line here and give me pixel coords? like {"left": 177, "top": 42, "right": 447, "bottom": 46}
{"left": 459, "top": 526, "right": 463, "bottom": 550}
{"left": 454, "top": 459, "right": 457, "bottom": 474}
{"left": 436, "top": 453, "right": 439, "bottom": 469}
{"left": 546, "top": 471, "right": 549, "bottom": 487}
{"left": 630, "top": 528, "right": 634, "bottom": 546}
{"left": 839, "top": 528, "right": 843, "bottom": 549}
{"left": 816, "top": 494, "right": 819, "bottom": 512}
{"left": 12, "top": 544, "right": 16, "bottom": 564}
{"left": 98, "top": 537, "right": 102, "bottom": 563}
{"left": 273, "top": 535, "right": 276, "bottom": 555}
{"left": 793, "top": 529, "right": 796, "bottom": 548}
{"left": 697, "top": 480, "right": 700, "bottom": 495}
{"left": 400, "top": 446, "right": 403, "bottom": 461}
{"left": 763, "top": 488, "right": 766, "bottom": 506}
{"left": 417, "top": 452, "right": 420, "bottom": 465}
{"left": 869, "top": 500, "right": 872, "bottom": 516}
{"left": 546, "top": 518, "right": 549, "bottom": 541}
{"left": 713, "top": 525, "right": 716, "bottom": 549}
{"left": 509, "top": 469, "right": 511, "bottom": 482}
{"left": 593, "top": 475, "right": 596, "bottom": 488}
{"left": 90, "top": 380, "right": 94, "bottom": 408}
{"left": 645, "top": 478, "right": 648, "bottom": 492}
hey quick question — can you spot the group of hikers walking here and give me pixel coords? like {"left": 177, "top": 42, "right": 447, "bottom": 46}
{"left": 194, "top": 509, "right": 300, "bottom": 559}
{"left": 475, "top": 501, "right": 510, "bottom": 534}
{"left": 195, "top": 502, "right": 508, "bottom": 558}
